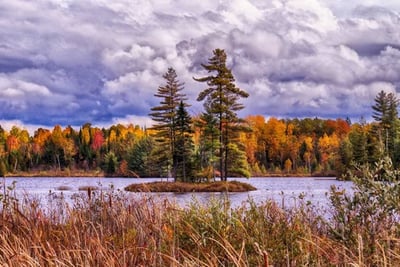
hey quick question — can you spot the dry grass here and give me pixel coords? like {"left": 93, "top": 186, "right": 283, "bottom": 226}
{"left": 0, "top": 187, "right": 400, "bottom": 266}
{"left": 124, "top": 180, "right": 256, "bottom": 192}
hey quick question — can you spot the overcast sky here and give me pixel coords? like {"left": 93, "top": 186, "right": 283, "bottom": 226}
{"left": 1, "top": 0, "right": 399, "bottom": 130}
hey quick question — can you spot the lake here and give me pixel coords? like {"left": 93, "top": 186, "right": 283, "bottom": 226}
{"left": 1, "top": 176, "right": 353, "bottom": 209}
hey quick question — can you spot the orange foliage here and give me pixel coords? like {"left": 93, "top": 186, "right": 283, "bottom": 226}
{"left": 6, "top": 135, "right": 19, "bottom": 152}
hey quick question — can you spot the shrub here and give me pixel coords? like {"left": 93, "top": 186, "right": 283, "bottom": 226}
{"left": 329, "top": 156, "right": 400, "bottom": 265}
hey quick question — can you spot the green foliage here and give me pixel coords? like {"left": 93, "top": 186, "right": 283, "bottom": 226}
{"left": 149, "top": 67, "right": 188, "bottom": 180}
{"left": 194, "top": 48, "right": 249, "bottom": 181}
{"left": 174, "top": 101, "right": 195, "bottom": 182}
{"left": 330, "top": 156, "right": 400, "bottom": 263}
{"left": 227, "top": 143, "right": 251, "bottom": 177}
{"left": 104, "top": 151, "right": 118, "bottom": 175}
{"left": 128, "top": 136, "right": 154, "bottom": 177}
{"left": 372, "top": 90, "right": 400, "bottom": 161}
{"left": 194, "top": 111, "right": 220, "bottom": 180}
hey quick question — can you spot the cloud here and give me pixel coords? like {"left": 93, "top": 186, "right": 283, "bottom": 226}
{"left": 0, "top": 0, "right": 399, "bottom": 128}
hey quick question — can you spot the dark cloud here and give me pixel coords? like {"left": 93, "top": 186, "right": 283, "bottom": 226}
{"left": 0, "top": 0, "right": 399, "bottom": 128}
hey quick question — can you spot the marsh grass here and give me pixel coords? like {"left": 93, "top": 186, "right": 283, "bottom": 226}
{"left": 1, "top": 174, "right": 400, "bottom": 266}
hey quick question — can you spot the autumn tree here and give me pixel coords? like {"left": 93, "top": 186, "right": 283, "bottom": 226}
{"left": 62, "top": 126, "right": 77, "bottom": 168}
{"left": 149, "top": 67, "right": 186, "bottom": 180}
{"left": 78, "top": 123, "right": 93, "bottom": 169}
{"left": 91, "top": 128, "right": 105, "bottom": 168}
{"left": 263, "top": 118, "right": 286, "bottom": 170}
{"left": 245, "top": 115, "right": 268, "bottom": 173}
{"left": 194, "top": 48, "right": 249, "bottom": 181}
{"left": 6, "top": 134, "right": 20, "bottom": 172}
{"left": 318, "top": 133, "right": 340, "bottom": 172}
{"left": 0, "top": 126, "right": 6, "bottom": 160}
{"left": 299, "top": 136, "right": 315, "bottom": 173}
{"left": 32, "top": 128, "right": 51, "bottom": 166}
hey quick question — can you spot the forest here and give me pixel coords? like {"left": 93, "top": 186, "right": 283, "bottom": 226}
{"left": 0, "top": 49, "right": 398, "bottom": 180}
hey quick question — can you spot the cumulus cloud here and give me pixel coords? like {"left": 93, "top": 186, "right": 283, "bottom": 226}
{"left": 0, "top": 0, "right": 399, "bottom": 128}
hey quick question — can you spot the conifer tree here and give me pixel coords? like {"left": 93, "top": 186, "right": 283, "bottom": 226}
{"left": 195, "top": 108, "right": 220, "bottom": 180}
{"left": 194, "top": 49, "right": 249, "bottom": 181}
{"left": 128, "top": 135, "right": 154, "bottom": 177}
{"left": 149, "top": 67, "right": 186, "bottom": 180}
{"left": 371, "top": 90, "right": 399, "bottom": 162}
{"left": 174, "top": 101, "right": 194, "bottom": 182}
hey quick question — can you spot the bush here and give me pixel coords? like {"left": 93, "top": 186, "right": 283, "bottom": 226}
{"left": 329, "top": 156, "right": 400, "bottom": 265}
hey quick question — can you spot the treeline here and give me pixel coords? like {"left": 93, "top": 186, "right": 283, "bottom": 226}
{"left": 0, "top": 110, "right": 395, "bottom": 178}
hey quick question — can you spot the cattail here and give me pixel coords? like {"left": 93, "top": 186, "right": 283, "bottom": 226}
{"left": 87, "top": 187, "right": 91, "bottom": 201}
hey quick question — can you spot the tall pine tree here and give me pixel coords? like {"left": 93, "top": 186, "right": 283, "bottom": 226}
{"left": 149, "top": 68, "right": 186, "bottom": 180}
{"left": 194, "top": 49, "right": 249, "bottom": 181}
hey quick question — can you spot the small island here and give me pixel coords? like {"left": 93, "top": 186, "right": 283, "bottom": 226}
{"left": 125, "top": 180, "right": 256, "bottom": 192}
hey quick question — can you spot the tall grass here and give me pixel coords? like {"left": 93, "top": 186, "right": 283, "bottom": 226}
{"left": 1, "top": 163, "right": 400, "bottom": 266}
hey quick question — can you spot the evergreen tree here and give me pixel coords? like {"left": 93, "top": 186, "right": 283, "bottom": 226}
{"left": 195, "top": 109, "right": 220, "bottom": 180}
{"left": 174, "top": 101, "right": 194, "bottom": 182}
{"left": 348, "top": 124, "right": 368, "bottom": 165}
{"left": 338, "top": 137, "right": 353, "bottom": 175}
{"left": 149, "top": 67, "right": 186, "bottom": 180}
{"left": 128, "top": 135, "right": 154, "bottom": 177}
{"left": 104, "top": 151, "right": 118, "bottom": 175}
{"left": 194, "top": 49, "right": 249, "bottom": 181}
{"left": 227, "top": 143, "right": 251, "bottom": 177}
{"left": 371, "top": 90, "right": 399, "bottom": 162}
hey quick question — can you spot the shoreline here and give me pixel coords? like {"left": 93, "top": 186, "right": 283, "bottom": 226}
{"left": 4, "top": 170, "right": 336, "bottom": 179}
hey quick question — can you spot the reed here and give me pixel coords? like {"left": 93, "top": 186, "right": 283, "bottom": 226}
{"left": 0, "top": 181, "right": 400, "bottom": 266}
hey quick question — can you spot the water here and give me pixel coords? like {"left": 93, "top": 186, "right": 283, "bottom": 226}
{"left": 1, "top": 176, "right": 353, "bottom": 209}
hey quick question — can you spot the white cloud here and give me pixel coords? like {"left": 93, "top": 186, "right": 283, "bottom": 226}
{"left": 112, "top": 115, "right": 154, "bottom": 128}
{"left": 0, "top": 0, "right": 399, "bottom": 127}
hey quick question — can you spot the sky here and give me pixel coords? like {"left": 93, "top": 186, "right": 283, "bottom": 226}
{"left": 0, "top": 0, "right": 400, "bottom": 131}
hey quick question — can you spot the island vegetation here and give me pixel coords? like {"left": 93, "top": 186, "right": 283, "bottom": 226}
{"left": 124, "top": 180, "right": 256, "bottom": 192}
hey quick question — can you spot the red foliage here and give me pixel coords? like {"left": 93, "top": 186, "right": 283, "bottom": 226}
{"left": 91, "top": 129, "right": 104, "bottom": 151}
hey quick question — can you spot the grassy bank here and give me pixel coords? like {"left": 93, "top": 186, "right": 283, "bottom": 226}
{"left": 0, "top": 183, "right": 399, "bottom": 266}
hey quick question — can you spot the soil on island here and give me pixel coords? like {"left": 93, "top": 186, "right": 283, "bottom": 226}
{"left": 124, "top": 181, "right": 256, "bottom": 193}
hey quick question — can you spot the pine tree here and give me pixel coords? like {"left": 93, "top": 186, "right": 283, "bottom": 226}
{"left": 194, "top": 49, "right": 249, "bottom": 181}
{"left": 128, "top": 135, "right": 154, "bottom": 177}
{"left": 174, "top": 101, "right": 194, "bottom": 182}
{"left": 348, "top": 124, "right": 368, "bottom": 165}
{"left": 371, "top": 90, "right": 399, "bottom": 162}
{"left": 149, "top": 68, "right": 186, "bottom": 180}
{"left": 195, "top": 108, "right": 220, "bottom": 180}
